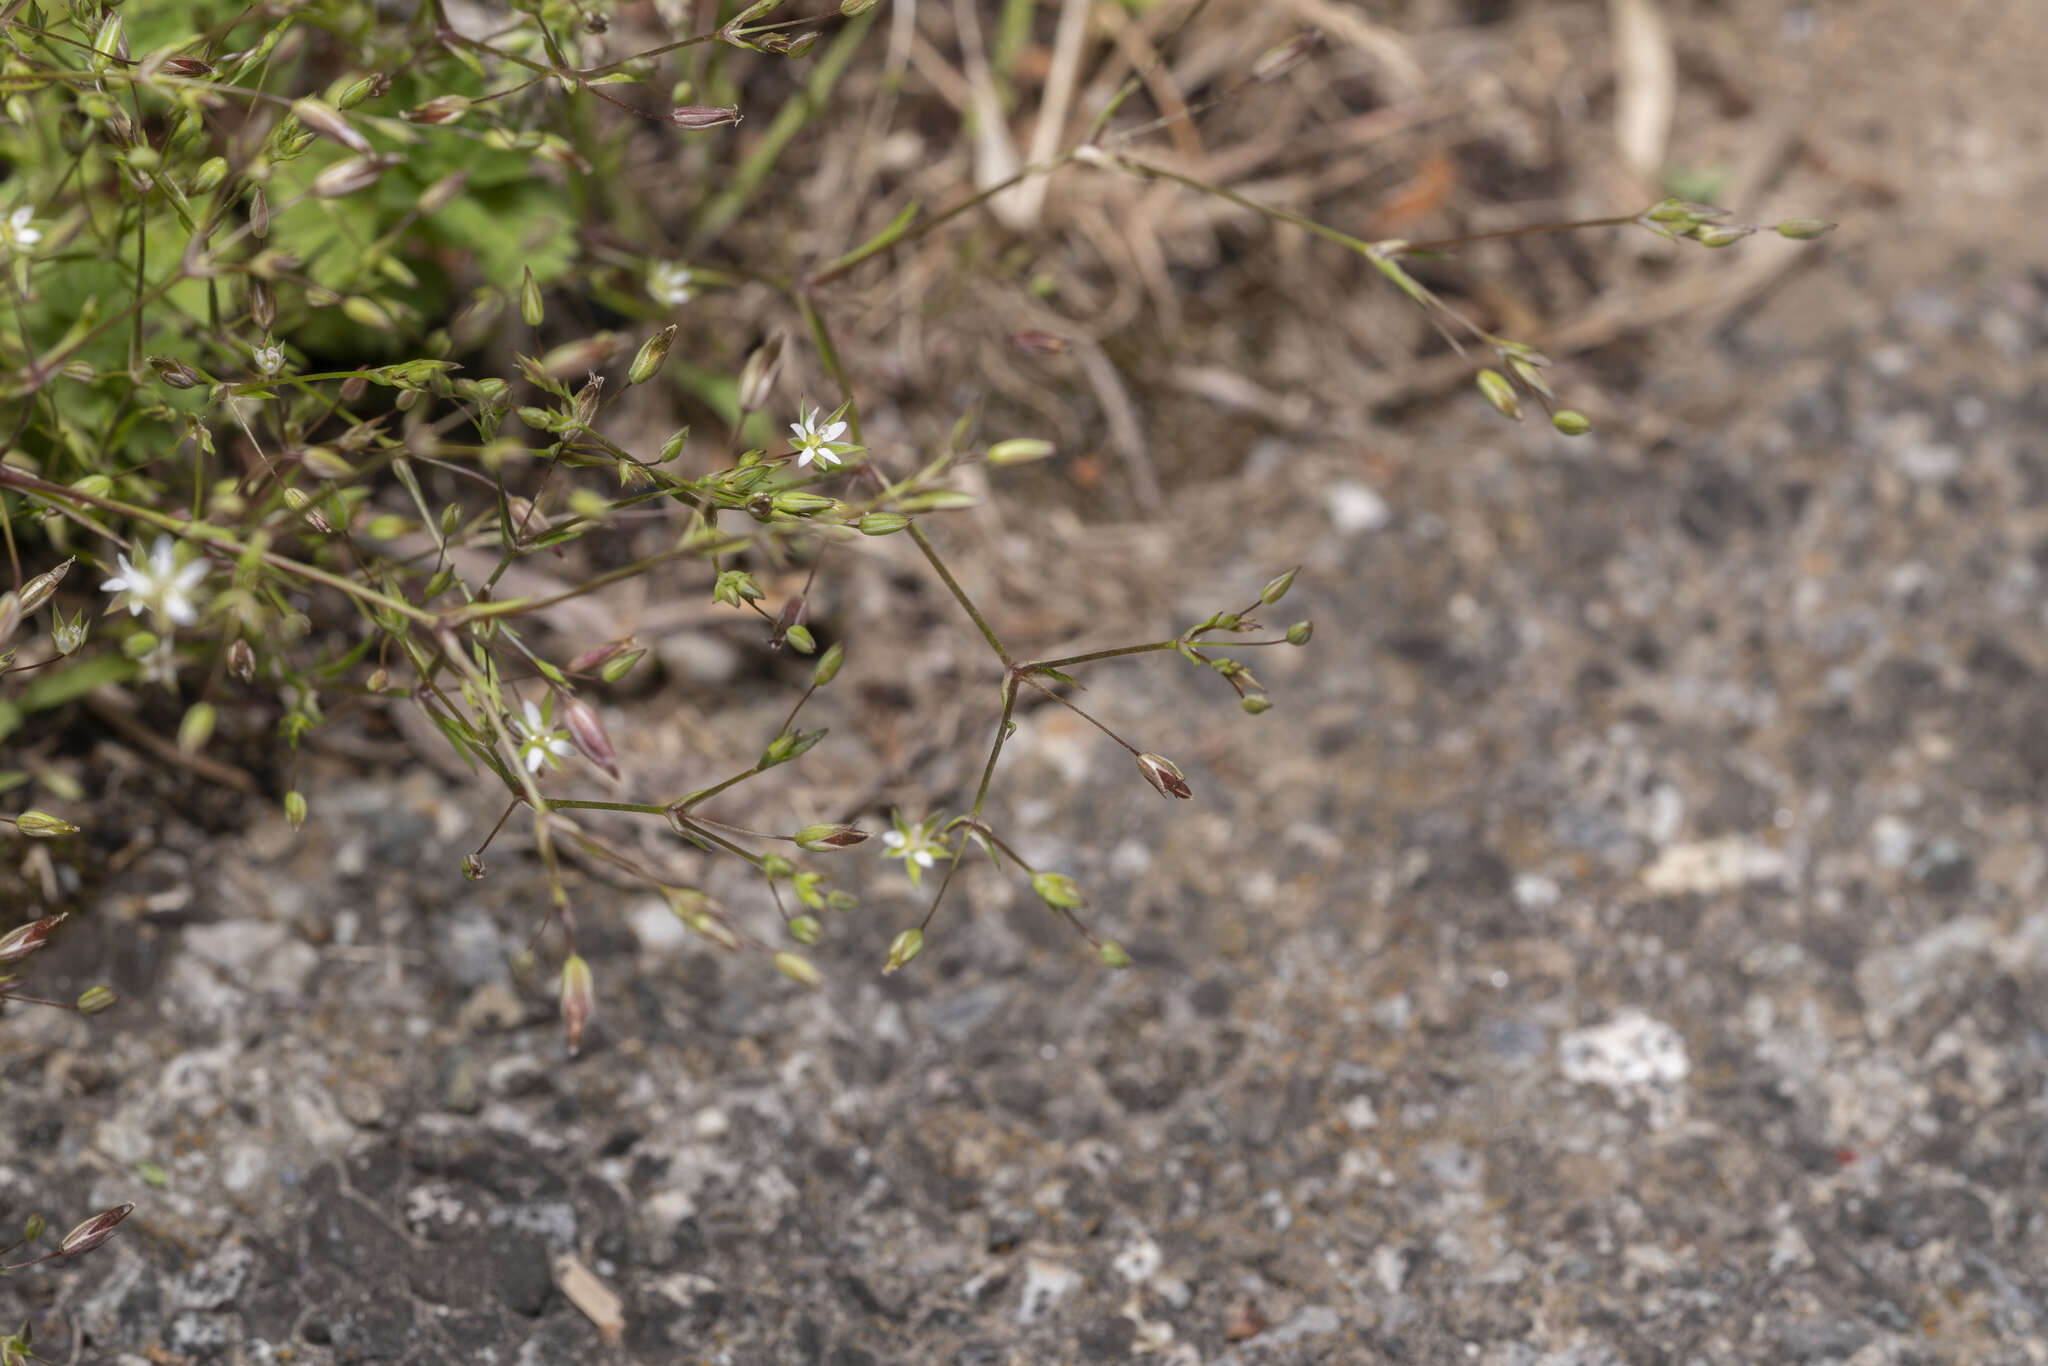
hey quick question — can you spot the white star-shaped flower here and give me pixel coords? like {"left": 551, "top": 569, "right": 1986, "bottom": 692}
{"left": 254, "top": 343, "right": 284, "bottom": 375}
{"left": 647, "top": 261, "right": 694, "bottom": 307}
{"left": 510, "top": 698, "right": 575, "bottom": 774}
{"left": 881, "top": 810, "right": 952, "bottom": 888}
{"left": 788, "top": 405, "right": 848, "bottom": 469}
{"left": 100, "top": 536, "right": 209, "bottom": 629}
{"left": 0, "top": 207, "right": 40, "bottom": 256}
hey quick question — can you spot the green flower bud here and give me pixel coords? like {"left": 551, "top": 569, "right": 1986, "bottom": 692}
{"left": 986, "top": 438, "right": 1056, "bottom": 466}
{"left": 1031, "top": 870, "right": 1084, "bottom": 911}
{"left": 1097, "top": 940, "right": 1132, "bottom": 968}
{"left": 283, "top": 790, "right": 308, "bottom": 829}
{"left": 13, "top": 810, "right": 79, "bottom": 839}
{"left": 1551, "top": 410, "right": 1591, "bottom": 436}
{"left": 882, "top": 928, "right": 924, "bottom": 974}
{"left": 788, "top": 915, "right": 822, "bottom": 945}
{"left": 1476, "top": 368, "right": 1522, "bottom": 421}
{"left": 858, "top": 512, "right": 911, "bottom": 536}
{"left": 1774, "top": 217, "right": 1836, "bottom": 240}
{"left": 520, "top": 267, "right": 543, "bottom": 327}
{"left": 1241, "top": 694, "right": 1272, "bottom": 715}
{"left": 177, "top": 701, "right": 216, "bottom": 754}
{"left": 1259, "top": 568, "right": 1297, "bottom": 605}
{"left": 783, "top": 624, "right": 816, "bottom": 655}
{"left": 812, "top": 642, "right": 844, "bottom": 687}
{"left": 628, "top": 324, "right": 676, "bottom": 386}
{"left": 774, "top": 951, "right": 822, "bottom": 987}
{"left": 75, "top": 986, "right": 117, "bottom": 1015}
{"left": 1286, "top": 621, "right": 1313, "bottom": 646}
{"left": 794, "top": 823, "right": 868, "bottom": 851}
{"left": 1687, "top": 223, "right": 1753, "bottom": 248}
{"left": 559, "top": 953, "right": 595, "bottom": 1054}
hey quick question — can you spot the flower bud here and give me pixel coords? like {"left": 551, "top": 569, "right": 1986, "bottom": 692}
{"left": 17, "top": 557, "right": 73, "bottom": 617}
{"left": 149, "top": 354, "right": 203, "bottom": 389}
{"left": 1551, "top": 409, "right": 1591, "bottom": 436}
{"left": 794, "top": 823, "right": 868, "bottom": 851}
{"left": 162, "top": 57, "right": 215, "bottom": 78}
{"left": 1476, "top": 368, "right": 1521, "bottom": 421}
{"left": 21, "top": 1213, "right": 45, "bottom": 1243}
{"left": 190, "top": 155, "right": 228, "bottom": 193}
{"left": 569, "top": 638, "right": 635, "bottom": 674}
{"left": 76, "top": 986, "right": 117, "bottom": 1015}
{"left": 600, "top": 648, "right": 646, "bottom": 683}
{"left": 1687, "top": 223, "right": 1753, "bottom": 248}
{"left": 628, "top": 325, "right": 676, "bottom": 386}
{"left": 562, "top": 696, "right": 619, "bottom": 779}
{"left": 857, "top": 512, "right": 910, "bottom": 536}
{"left": 1286, "top": 620, "right": 1312, "bottom": 646}
{"left": 334, "top": 72, "right": 389, "bottom": 110}
{"left": 249, "top": 187, "right": 269, "bottom": 239}
{"left": 58, "top": 1203, "right": 133, "bottom": 1257}
{"left": 773, "top": 951, "right": 822, "bottom": 988}
{"left": 13, "top": 810, "right": 79, "bottom": 838}
{"left": 559, "top": 953, "right": 595, "bottom": 1055}
{"left": 312, "top": 155, "right": 393, "bottom": 199}
{"left": 986, "top": 438, "right": 1055, "bottom": 466}
{"left": 226, "top": 638, "right": 256, "bottom": 681}
{"left": 1241, "top": 693, "right": 1272, "bottom": 715}
{"left": 290, "top": 97, "right": 371, "bottom": 153}
{"left": 737, "top": 334, "right": 785, "bottom": 411}
{"left": 788, "top": 915, "right": 822, "bottom": 945}
{"left": 882, "top": 928, "right": 924, "bottom": 974}
{"left": 520, "top": 267, "right": 544, "bottom": 327}
{"left": 1774, "top": 217, "right": 1836, "bottom": 240}
{"left": 0, "top": 914, "right": 66, "bottom": 964}
{"left": 667, "top": 104, "right": 741, "bottom": 129}
{"left": 812, "top": 642, "right": 844, "bottom": 687}
{"left": 1259, "top": 567, "right": 1297, "bottom": 605}
{"left": 1097, "top": 940, "right": 1132, "bottom": 968}
{"left": 782, "top": 624, "right": 816, "bottom": 655}
{"left": 249, "top": 279, "right": 275, "bottom": 333}
{"left": 283, "top": 790, "right": 308, "bottom": 829}
{"left": 1135, "top": 752, "right": 1193, "bottom": 799}
{"left": 461, "top": 853, "right": 486, "bottom": 881}
{"left": 404, "top": 94, "right": 472, "bottom": 124}
{"left": 1031, "top": 870, "right": 1084, "bottom": 911}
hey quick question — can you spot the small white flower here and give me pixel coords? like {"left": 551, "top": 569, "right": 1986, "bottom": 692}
{"left": 139, "top": 638, "right": 180, "bottom": 689}
{"left": 254, "top": 343, "right": 284, "bottom": 375}
{"left": 511, "top": 698, "right": 575, "bottom": 774}
{"left": 788, "top": 405, "right": 848, "bottom": 469}
{"left": 647, "top": 261, "right": 694, "bottom": 307}
{"left": 881, "top": 810, "right": 952, "bottom": 888}
{"left": 100, "top": 535, "right": 209, "bottom": 629}
{"left": 0, "top": 206, "right": 40, "bottom": 256}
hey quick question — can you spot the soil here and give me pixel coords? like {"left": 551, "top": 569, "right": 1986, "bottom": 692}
{"left": 5, "top": 0, "right": 2048, "bottom": 1363}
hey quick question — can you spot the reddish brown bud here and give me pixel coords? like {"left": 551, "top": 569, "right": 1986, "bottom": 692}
{"left": 667, "top": 105, "right": 741, "bottom": 129}
{"left": 226, "top": 638, "right": 256, "bottom": 682}
{"left": 793, "top": 823, "right": 868, "bottom": 851}
{"left": 404, "top": 95, "right": 472, "bottom": 125}
{"left": 1135, "top": 752, "right": 1193, "bottom": 799}
{"left": 567, "top": 638, "right": 637, "bottom": 674}
{"left": 58, "top": 1203, "right": 134, "bottom": 1258}
{"left": 1012, "top": 329, "right": 1068, "bottom": 356}
{"left": 561, "top": 697, "right": 618, "bottom": 780}
{"left": 0, "top": 913, "right": 66, "bottom": 964}
{"left": 162, "top": 57, "right": 215, "bottom": 78}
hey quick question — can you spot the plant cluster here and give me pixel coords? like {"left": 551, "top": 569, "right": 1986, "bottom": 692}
{"left": 0, "top": 0, "right": 1833, "bottom": 1075}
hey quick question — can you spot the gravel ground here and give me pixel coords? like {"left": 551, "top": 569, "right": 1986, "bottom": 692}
{"left": 5, "top": 2, "right": 2048, "bottom": 1363}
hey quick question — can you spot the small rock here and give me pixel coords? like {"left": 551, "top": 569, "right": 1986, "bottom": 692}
{"left": 1017, "top": 1258, "right": 1082, "bottom": 1326}
{"left": 1327, "top": 481, "right": 1392, "bottom": 534}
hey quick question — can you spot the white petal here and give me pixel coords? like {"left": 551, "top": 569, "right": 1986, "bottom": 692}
{"left": 172, "top": 559, "right": 209, "bottom": 592}
{"left": 820, "top": 422, "right": 846, "bottom": 443}
{"left": 525, "top": 747, "right": 546, "bottom": 773}
{"left": 912, "top": 850, "right": 933, "bottom": 868}
{"left": 523, "top": 699, "right": 546, "bottom": 730}
{"left": 165, "top": 597, "right": 197, "bottom": 627}
{"left": 812, "top": 448, "right": 841, "bottom": 468}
